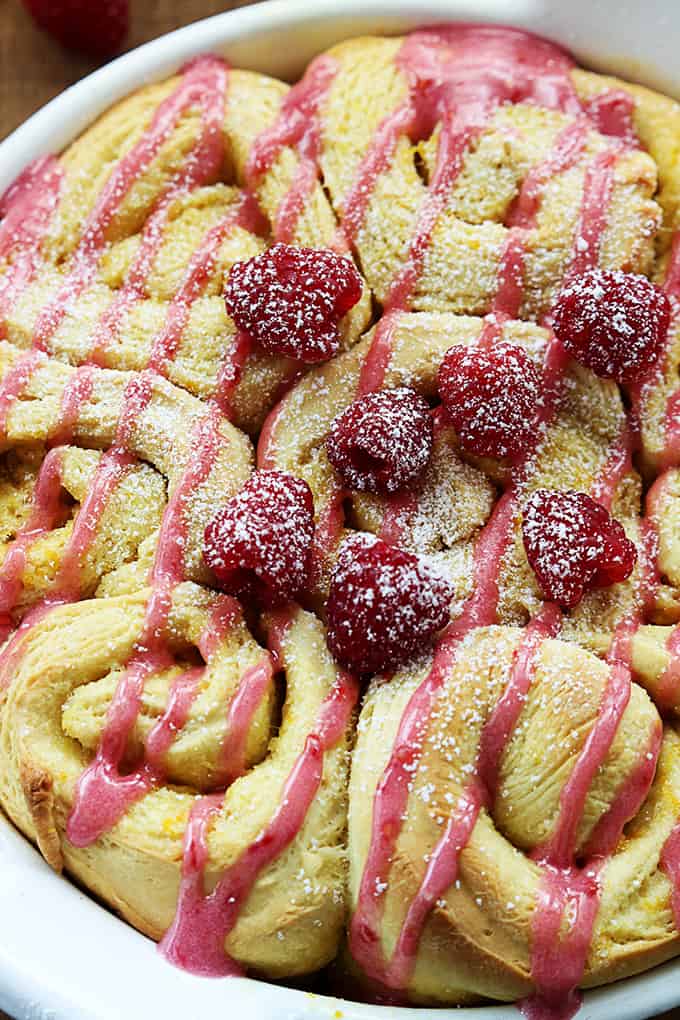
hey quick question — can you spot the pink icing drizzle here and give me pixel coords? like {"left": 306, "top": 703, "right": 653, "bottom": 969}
{"left": 349, "top": 471, "right": 525, "bottom": 987}
{"left": 0, "top": 369, "right": 147, "bottom": 650}
{"left": 51, "top": 366, "right": 97, "bottom": 446}
{"left": 255, "top": 393, "right": 286, "bottom": 472}
{"left": 534, "top": 663, "right": 632, "bottom": 869}
{"left": 345, "top": 25, "right": 638, "bottom": 1013}
{"left": 385, "top": 785, "right": 482, "bottom": 989}
{"left": 0, "top": 58, "right": 239, "bottom": 647}
{"left": 336, "top": 31, "right": 619, "bottom": 562}
{"left": 520, "top": 863, "right": 602, "bottom": 1020}
{"left": 477, "top": 603, "right": 563, "bottom": 800}
{"left": 56, "top": 447, "right": 138, "bottom": 601}
{"left": 567, "top": 150, "right": 617, "bottom": 279}
{"left": 0, "top": 448, "right": 67, "bottom": 640}
{"left": 342, "top": 24, "right": 580, "bottom": 259}
{"left": 160, "top": 662, "right": 359, "bottom": 976}
{"left": 584, "top": 719, "right": 662, "bottom": 858}
{"left": 500, "top": 418, "right": 659, "bottom": 1020}
{"left": 590, "top": 424, "right": 634, "bottom": 513}
{"left": 246, "top": 55, "right": 339, "bottom": 245}
{"left": 256, "top": 21, "right": 623, "bottom": 571}
{"left": 661, "top": 824, "right": 680, "bottom": 931}
{"left": 583, "top": 90, "right": 637, "bottom": 146}
{"left": 0, "top": 600, "right": 64, "bottom": 692}
{"left": 65, "top": 628, "right": 174, "bottom": 847}
{"left": 66, "top": 598, "right": 242, "bottom": 849}
{"left": 30, "top": 58, "right": 229, "bottom": 356}
{"left": 216, "top": 652, "right": 275, "bottom": 787}
{"left": 146, "top": 198, "right": 256, "bottom": 378}
{"left": 518, "top": 656, "right": 643, "bottom": 1020}
{"left": 0, "top": 24, "right": 661, "bottom": 1002}
{"left": 86, "top": 58, "right": 228, "bottom": 366}
{"left": 356, "top": 311, "right": 401, "bottom": 398}
{"left": 0, "top": 68, "right": 260, "bottom": 807}
{"left": 0, "top": 156, "right": 64, "bottom": 329}
{"left": 0, "top": 363, "right": 127, "bottom": 678}
{"left": 144, "top": 666, "right": 205, "bottom": 772}
{"left": 0, "top": 349, "right": 45, "bottom": 433}
{"left": 66, "top": 405, "right": 227, "bottom": 846}
{"left": 650, "top": 232, "right": 680, "bottom": 467}
{"left": 635, "top": 474, "right": 678, "bottom": 708}
{"left": 506, "top": 122, "right": 588, "bottom": 230}
{"left": 215, "top": 329, "right": 255, "bottom": 420}
{"left": 656, "top": 627, "right": 680, "bottom": 710}
{"left": 518, "top": 478, "right": 656, "bottom": 1020}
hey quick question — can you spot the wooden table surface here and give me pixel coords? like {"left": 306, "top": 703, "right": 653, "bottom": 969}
{"left": 0, "top": 1, "right": 679, "bottom": 1018}
{"left": 0, "top": 0, "right": 254, "bottom": 140}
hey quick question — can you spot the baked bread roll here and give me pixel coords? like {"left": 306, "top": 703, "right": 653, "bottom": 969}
{"left": 0, "top": 339, "right": 251, "bottom": 640}
{"left": 2, "top": 21, "right": 680, "bottom": 1018}
{"left": 0, "top": 59, "right": 371, "bottom": 433}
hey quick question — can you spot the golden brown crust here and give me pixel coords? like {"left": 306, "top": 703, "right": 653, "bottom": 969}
{"left": 20, "top": 763, "right": 63, "bottom": 873}
{"left": 0, "top": 595, "right": 353, "bottom": 976}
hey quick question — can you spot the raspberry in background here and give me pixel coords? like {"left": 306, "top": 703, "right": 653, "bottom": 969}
{"left": 522, "top": 488, "right": 637, "bottom": 609}
{"left": 552, "top": 268, "right": 670, "bottom": 383}
{"left": 204, "top": 470, "right": 315, "bottom": 608}
{"left": 23, "top": 0, "right": 129, "bottom": 58}
{"left": 326, "top": 387, "right": 433, "bottom": 496}
{"left": 326, "top": 533, "right": 452, "bottom": 674}
{"left": 438, "top": 340, "right": 541, "bottom": 460}
{"left": 225, "top": 243, "right": 363, "bottom": 363}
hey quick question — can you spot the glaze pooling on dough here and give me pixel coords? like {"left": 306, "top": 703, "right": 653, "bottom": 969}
{"left": 160, "top": 613, "right": 359, "bottom": 978}
{"left": 2, "top": 20, "right": 680, "bottom": 1018}
{"left": 320, "top": 27, "right": 658, "bottom": 319}
{"left": 259, "top": 21, "right": 680, "bottom": 1016}
{"left": 0, "top": 156, "right": 64, "bottom": 328}
{"left": 0, "top": 58, "right": 370, "bottom": 433}
{"left": 66, "top": 406, "right": 233, "bottom": 845}
{"left": 246, "top": 55, "right": 340, "bottom": 247}
{"left": 0, "top": 344, "right": 252, "bottom": 638}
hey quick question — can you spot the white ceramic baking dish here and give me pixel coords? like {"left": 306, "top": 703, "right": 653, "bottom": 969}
{"left": 1, "top": 1, "right": 680, "bottom": 1017}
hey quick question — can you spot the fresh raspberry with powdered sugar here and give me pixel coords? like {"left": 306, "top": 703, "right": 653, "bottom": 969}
{"left": 552, "top": 268, "right": 670, "bottom": 383}
{"left": 522, "top": 489, "right": 637, "bottom": 609}
{"left": 325, "top": 387, "right": 433, "bottom": 496}
{"left": 438, "top": 341, "right": 541, "bottom": 459}
{"left": 22, "top": 0, "right": 128, "bottom": 57}
{"left": 326, "top": 533, "right": 452, "bottom": 674}
{"left": 204, "top": 470, "right": 315, "bottom": 607}
{"left": 225, "top": 243, "right": 363, "bottom": 363}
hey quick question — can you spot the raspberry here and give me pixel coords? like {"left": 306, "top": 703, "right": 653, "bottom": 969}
{"left": 326, "top": 534, "right": 452, "bottom": 674}
{"left": 552, "top": 268, "right": 670, "bottom": 383}
{"left": 522, "top": 489, "right": 637, "bottom": 609}
{"left": 438, "top": 341, "right": 541, "bottom": 459}
{"left": 225, "top": 243, "right": 362, "bottom": 363}
{"left": 23, "top": 0, "right": 128, "bottom": 58}
{"left": 325, "top": 387, "right": 433, "bottom": 496}
{"left": 204, "top": 470, "right": 315, "bottom": 607}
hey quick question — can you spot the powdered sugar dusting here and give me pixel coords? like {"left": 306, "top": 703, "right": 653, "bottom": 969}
{"left": 326, "top": 386, "right": 433, "bottom": 495}
{"left": 553, "top": 268, "right": 670, "bottom": 383}
{"left": 204, "top": 469, "right": 315, "bottom": 606}
{"left": 225, "top": 243, "right": 362, "bottom": 363}
{"left": 439, "top": 339, "right": 541, "bottom": 459}
{"left": 522, "top": 489, "right": 637, "bottom": 608}
{"left": 326, "top": 533, "right": 452, "bottom": 673}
